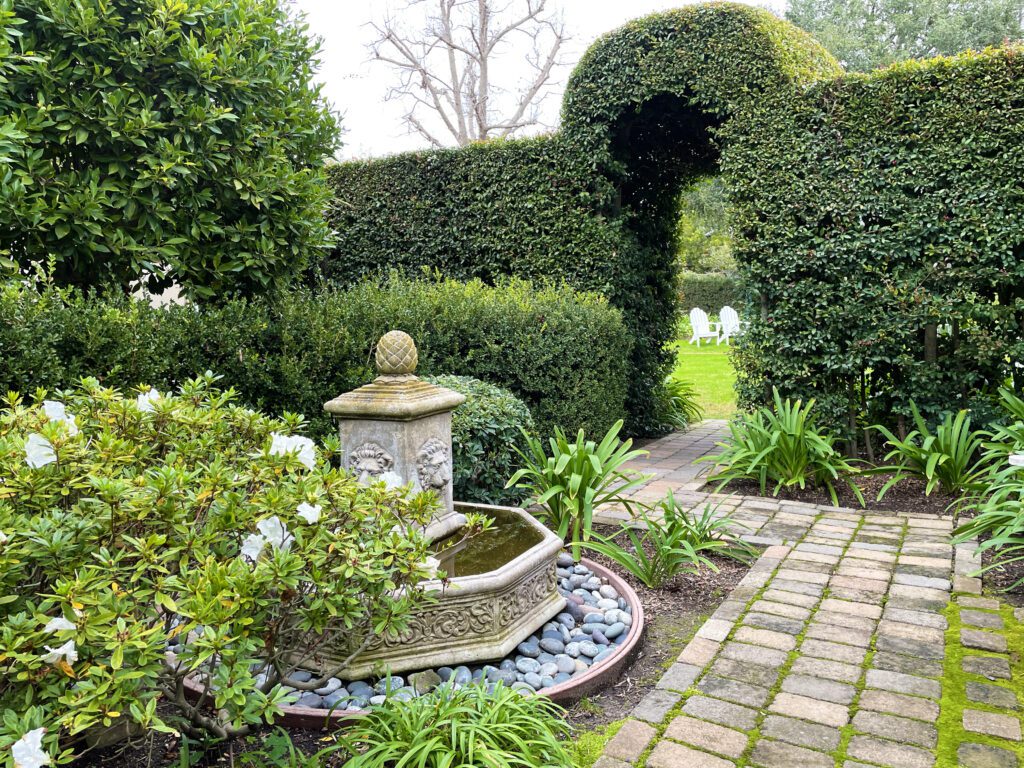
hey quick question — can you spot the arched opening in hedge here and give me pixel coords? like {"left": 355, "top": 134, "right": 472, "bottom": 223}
{"left": 554, "top": 5, "right": 841, "bottom": 432}
{"left": 321, "top": 4, "right": 843, "bottom": 434}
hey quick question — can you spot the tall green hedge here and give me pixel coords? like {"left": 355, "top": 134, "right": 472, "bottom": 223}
{"left": 0, "top": 277, "right": 630, "bottom": 439}
{"left": 678, "top": 272, "right": 747, "bottom": 314}
{"left": 317, "top": 4, "right": 839, "bottom": 434}
{"left": 318, "top": 2, "right": 1021, "bottom": 442}
{"left": 727, "top": 48, "right": 1024, "bottom": 445}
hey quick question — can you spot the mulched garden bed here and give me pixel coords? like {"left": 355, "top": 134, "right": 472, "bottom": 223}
{"left": 563, "top": 524, "right": 750, "bottom": 730}
{"left": 707, "top": 472, "right": 960, "bottom": 517}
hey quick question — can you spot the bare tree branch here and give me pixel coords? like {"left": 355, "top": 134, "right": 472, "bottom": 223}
{"left": 369, "top": 0, "right": 569, "bottom": 147}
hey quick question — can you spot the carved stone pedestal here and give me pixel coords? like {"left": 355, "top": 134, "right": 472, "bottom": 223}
{"left": 324, "top": 330, "right": 467, "bottom": 540}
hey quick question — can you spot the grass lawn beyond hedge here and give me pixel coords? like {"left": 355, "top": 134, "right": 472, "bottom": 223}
{"left": 671, "top": 335, "right": 737, "bottom": 420}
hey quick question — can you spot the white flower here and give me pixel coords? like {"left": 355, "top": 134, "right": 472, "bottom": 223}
{"left": 240, "top": 533, "right": 266, "bottom": 561}
{"left": 257, "top": 516, "right": 292, "bottom": 551}
{"left": 423, "top": 556, "right": 441, "bottom": 579}
{"left": 240, "top": 516, "right": 293, "bottom": 562}
{"left": 24, "top": 434, "right": 56, "bottom": 469}
{"left": 43, "top": 616, "right": 76, "bottom": 633}
{"left": 135, "top": 388, "right": 162, "bottom": 413}
{"left": 40, "top": 639, "right": 78, "bottom": 666}
{"left": 269, "top": 433, "right": 316, "bottom": 470}
{"left": 12, "top": 728, "right": 50, "bottom": 768}
{"left": 42, "top": 401, "right": 78, "bottom": 436}
{"left": 296, "top": 502, "right": 321, "bottom": 524}
{"left": 0, "top": 530, "right": 7, "bottom": 545}
{"left": 1009, "top": 453, "right": 1024, "bottom": 468}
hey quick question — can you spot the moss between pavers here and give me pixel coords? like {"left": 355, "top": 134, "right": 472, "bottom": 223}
{"left": 626, "top": 525, "right": 797, "bottom": 767}
{"left": 572, "top": 718, "right": 626, "bottom": 768}
{"left": 935, "top": 597, "right": 1024, "bottom": 767}
{"left": 606, "top": 511, "right": 915, "bottom": 768}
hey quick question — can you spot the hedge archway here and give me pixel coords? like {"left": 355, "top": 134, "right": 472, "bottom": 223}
{"left": 320, "top": 3, "right": 840, "bottom": 434}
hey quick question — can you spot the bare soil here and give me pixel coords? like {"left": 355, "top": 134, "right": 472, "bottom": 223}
{"left": 563, "top": 524, "right": 749, "bottom": 730}
{"left": 710, "top": 472, "right": 960, "bottom": 517}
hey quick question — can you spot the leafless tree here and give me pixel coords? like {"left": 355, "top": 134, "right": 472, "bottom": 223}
{"left": 369, "top": 0, "right": 569, "bottom": 147}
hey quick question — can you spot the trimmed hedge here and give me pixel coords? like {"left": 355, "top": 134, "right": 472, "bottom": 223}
{"left": 0, "top": 276, "right": 630, "bottom": 439}
{"left": 318, "top": 2, "right": 1024, "bottom": 442}
{"left": 678, "top": 271, "right": 747, "bottom": 314}
{"left": 726, "top": 47, "right": 1024, "bottom": 444}
{"left": 316, "top": 4, "right": 839, "bottom": 434}
{"left": 424, "top": 375, "right": 534, "bottom": 505}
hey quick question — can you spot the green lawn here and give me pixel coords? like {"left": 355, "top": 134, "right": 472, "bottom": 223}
{"left": 670, "top": 337, "right": 738, "bottom": 420}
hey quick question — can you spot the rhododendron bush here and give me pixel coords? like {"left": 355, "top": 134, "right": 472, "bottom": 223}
{"left": 0, "top": 375, "right": 437, "bottom": 765}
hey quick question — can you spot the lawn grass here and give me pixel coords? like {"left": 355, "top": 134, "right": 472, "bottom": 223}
{"left": 670, "top": 336, "right": 738, "bottom": 420}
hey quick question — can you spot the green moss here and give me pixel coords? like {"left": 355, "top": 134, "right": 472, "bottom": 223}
{"left": 571, "top": 719, "right": 626, "bottom": 768}
{"left": 936, "top": 596, "right": 1024, "bottom": 767}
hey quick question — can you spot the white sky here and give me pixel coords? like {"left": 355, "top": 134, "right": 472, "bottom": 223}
{"left": 291, "top": 0, "right": 786, "bottom": 160}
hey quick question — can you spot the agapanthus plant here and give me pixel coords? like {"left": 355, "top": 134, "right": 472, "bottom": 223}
{"left": 0, "top": 374, "right": 439, "bottom": 764}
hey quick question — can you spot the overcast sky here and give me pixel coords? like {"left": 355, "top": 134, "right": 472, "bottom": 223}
{"left": 290, "top": 0, "right": 786, "bottom": 160}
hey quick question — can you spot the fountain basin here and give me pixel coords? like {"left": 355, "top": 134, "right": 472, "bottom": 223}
{"left": 310, "top": 502, "right": 566, "bottom": 680}
{"left": 256, "top": 558, "right": 644, "bottom": 730}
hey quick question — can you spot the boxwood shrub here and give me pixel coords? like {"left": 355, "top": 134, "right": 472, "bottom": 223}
{"left": 424, "top": 375, "right": 534, "bottom": 505}
{"left": 0, "top": 276, "right": 630, "bottom": 440}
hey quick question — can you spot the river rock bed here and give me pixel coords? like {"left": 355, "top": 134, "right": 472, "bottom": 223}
{"left": 274, "top": 553, "right": 632, "bottom": 711}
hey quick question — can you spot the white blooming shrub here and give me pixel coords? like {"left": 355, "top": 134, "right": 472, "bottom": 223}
{"left": 0, "top": 374, "right": 438, "bottom": 764}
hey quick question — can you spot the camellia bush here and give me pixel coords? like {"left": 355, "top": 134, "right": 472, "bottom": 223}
{"left": 0, "top": 375, "right": 439, "bottom": 764}
{"left": 0, "top": 0, "right": 338, "bottom": 298}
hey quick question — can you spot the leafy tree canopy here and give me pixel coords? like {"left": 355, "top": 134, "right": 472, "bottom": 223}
{"left": 0, "top": 0, "right": 339, "bottom": 299}
{"left": 786, "top": 0, "right": 1024, "bottom": 71}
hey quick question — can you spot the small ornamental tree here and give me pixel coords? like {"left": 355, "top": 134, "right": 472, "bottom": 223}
{"left": 0, "top": 375, "right": 439, "bottom": 763}
{"left": 0, "top": 0, "right": 339, "bottom": 298}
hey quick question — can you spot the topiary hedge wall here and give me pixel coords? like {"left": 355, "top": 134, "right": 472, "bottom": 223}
{"left": 678, "top": 271, "right": 747, "bottom": 314}
{"left": 316, "top": 2, "right": 1022, "bottom": 442}
{"left": 727, "top": 47, "right": 1024, "bottom": 447}
{"left": 316, "top": 4, "right": 839, "bottom": 434}
{"left": 0, "top": 276, "right": 630, "bottom": 440}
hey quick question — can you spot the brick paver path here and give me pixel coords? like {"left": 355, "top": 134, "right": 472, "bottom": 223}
{"left": 598, "top": 420, "right": 728, "bottom": 522}
{"left": 590, "top": 426, "right": 1024, "bottom": 768}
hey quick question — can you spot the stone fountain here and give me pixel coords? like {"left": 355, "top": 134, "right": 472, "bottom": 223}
{"left": 318, "top": 331, "right": 565, "bottom": 679}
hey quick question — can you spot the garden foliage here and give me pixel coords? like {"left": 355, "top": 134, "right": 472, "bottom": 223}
{"left": 0, "top": 275, "right": 628, "bottom": 443}
{"left": 702, "top": 389, "right": 863, "bottom": 506}
{"left": 678, "top": 272, "right": 746, "bottom": 314}
{"left": 583, "top": 493, "right": 754, "bottom": 589}
{"left": 0, "top": 376, "right": 438, "bottom": 758}
{"left": 0, "top": 0, "right": 338, "bottom": 298}
{"left": 335, "top": 682, "right": 573, "bottom": 768}
{"left": 424, "top": 375, "right": 535, "bottom": 506}
{"left": 506, "top": 420, "right": 650, "bottom": 560}
{"left": 728, "top": 45, "right": 1024, "bottom": 443}
{"left": 320, "top": 2, "right": 1023, "bottom": 440}
{"left": 317, "top": 4, "right": 838, "bottom": 433}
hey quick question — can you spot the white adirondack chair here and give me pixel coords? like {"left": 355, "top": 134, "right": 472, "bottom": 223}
{"left": 689, "top": 307, "right": 719, "bottom": 346}
{"left": 717, "top": 305, "right": 749, "bottom": 345}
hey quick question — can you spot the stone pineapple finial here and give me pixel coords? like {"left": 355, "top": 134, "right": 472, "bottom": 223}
{"left": 375, "top": 330, "right": 418, "bottom": 376}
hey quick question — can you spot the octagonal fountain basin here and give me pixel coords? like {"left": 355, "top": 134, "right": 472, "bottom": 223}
{"left": 307, "top": 502, "right": 566, "bottom": 681}
{"left": 267, "top": 556, "right": 644, "bottom": 730}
